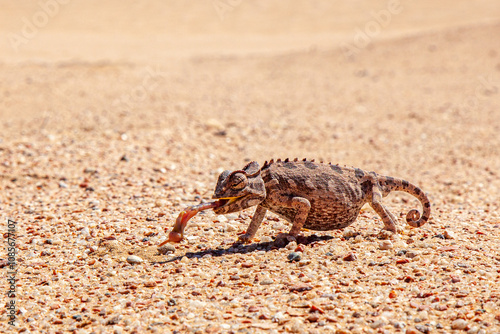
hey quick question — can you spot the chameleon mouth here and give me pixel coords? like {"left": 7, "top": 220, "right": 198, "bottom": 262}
{"left": 215, "top": 197, "right": 240, "bottom": 208}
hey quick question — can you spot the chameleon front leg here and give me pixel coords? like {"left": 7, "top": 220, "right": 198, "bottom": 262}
{"left": 237, "top": 205, "right": 267, "bottom": 243}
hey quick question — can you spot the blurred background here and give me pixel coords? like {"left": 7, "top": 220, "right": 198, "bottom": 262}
{"left": 1, "top": 0, "right": 499, "bottom": 63}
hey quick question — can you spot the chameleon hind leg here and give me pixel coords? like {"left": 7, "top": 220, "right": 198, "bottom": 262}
{"left": 369, "top": 183, "right": 399, "bottom": 233}
{"left": 268, "top": 193, "right": 311, "bottom": 246}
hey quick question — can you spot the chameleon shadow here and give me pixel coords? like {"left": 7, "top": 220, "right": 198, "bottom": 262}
{"left": 154, "top": 234, "right": 335, "bottom": 264}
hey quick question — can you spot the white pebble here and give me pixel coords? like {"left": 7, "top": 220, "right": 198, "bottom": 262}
{"left": 260, "top": 236, "right": 273, "bottom": 243}
{"left": 224, "top": 223, "right": 238, "bottom": 232}
{"left": 126, "top": 255, "right": 143, "bottom": 264}
{"left": 444, "top": 230, "right": 455, "bottom": 239}
{"left": 216, "top": 215, "right": 228, "bottom": 223}
{"left": 189, "top": 300, "right": 206, "bottom": 308}
{"left": 379, "top": 240, "right": 393, "bottom": 250}
{"left": 272, "top": 222, "right": 285, "bottom": 229}
{"left": 451, "top": 319, "right": 468, "bottom": 330}
{"left": 343, "top": 228, "right": 356, "bottom": 238}
{"left": 406, "top": 250, "right": 420, "bottom": 258}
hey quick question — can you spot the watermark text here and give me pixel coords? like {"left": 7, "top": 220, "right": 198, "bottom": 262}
{"left": 340, "top": 0, "right": 402, "bottom": 59}
{"left": 5, "top": 219, "right": 18, "bottom": 326}
{"left": 8, "top": 0, "right": 71, "bottom": 52}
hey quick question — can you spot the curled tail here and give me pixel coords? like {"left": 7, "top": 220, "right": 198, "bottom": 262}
{"left": 378, "top": 175, "right": 431, "bottom": 228}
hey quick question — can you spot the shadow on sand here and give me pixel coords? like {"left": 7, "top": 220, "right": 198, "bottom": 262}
{"left": 155, "top": 234, "right": 335, "bottom": 264}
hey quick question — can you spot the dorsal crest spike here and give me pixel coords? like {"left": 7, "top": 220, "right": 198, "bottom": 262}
{"left": 277, "top": 158, "right": 282, "bottom": 162}
{"left": 311, "top": 159, "right": 315, "bottom": 162}
{"left": 269, "top": 159, "right": 274, "bottom": 164}
{"left": 293, "top": 158, "right": 298, "bottom": 162}
{"left": 284, "top": 158, "right": 289, "bottom": 162}
{"left": 302, "top": 158, "right": 307, "bottom": 162}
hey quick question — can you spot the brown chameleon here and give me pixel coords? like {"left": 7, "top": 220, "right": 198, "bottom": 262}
{"left": 162, "top": 159, "right": 430, "bottom": 245}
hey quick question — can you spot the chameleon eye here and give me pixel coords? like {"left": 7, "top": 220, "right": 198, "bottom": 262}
{"left": 230, "top": 173, "right": 247, "bottom": 190}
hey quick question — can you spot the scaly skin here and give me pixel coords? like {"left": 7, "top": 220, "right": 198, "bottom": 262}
{"left": 212, "top": 159, "right": 431, "bottom": 244}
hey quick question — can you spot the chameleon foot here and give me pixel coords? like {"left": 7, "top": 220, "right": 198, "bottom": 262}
{"left": 378, "top": 229, "right": 396, "bottom": 240}
{"left": 237, "top": 233, "right": 253, "bottom": 244}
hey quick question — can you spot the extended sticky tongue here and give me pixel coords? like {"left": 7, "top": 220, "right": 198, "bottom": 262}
{"left": 162, "top": 210, "right": 195, "bottom": 244}
{"left": 159, "top": 201, "right": 221, "bottom": 246}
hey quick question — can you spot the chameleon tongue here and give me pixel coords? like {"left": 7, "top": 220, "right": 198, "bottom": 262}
{"left": 159, "top": 201, "right": 222, "bottom": 246}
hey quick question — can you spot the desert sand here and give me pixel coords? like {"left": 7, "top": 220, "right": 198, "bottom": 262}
{"left": 1, "top": 1, "right": 500, "bottom": 333}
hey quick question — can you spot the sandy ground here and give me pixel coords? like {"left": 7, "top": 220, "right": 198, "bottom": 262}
{"left": 1, "top": 1, "right": 500, "bottom": 333}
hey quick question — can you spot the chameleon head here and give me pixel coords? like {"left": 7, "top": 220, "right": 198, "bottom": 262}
{"left": 212, "top": 161, "right": 266, "bottom": 214}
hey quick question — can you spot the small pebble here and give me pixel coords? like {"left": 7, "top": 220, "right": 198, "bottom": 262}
{"left": 224, "top": 223, "right": 238, "bottom": 232}
{"left": 272, "top": 222, "right": 285, "bottom": 229}
{"left": 451, "top": 319, "right": 468, "bottom": 330}
{"left": 393, "top": 321, "right": 405, "bottom": 329}
{"left": 406, "top": 250, "right": 420, "bottom": 258}
{"left": 226, "top": 213, "right": 239, "bottom": 220}
{"left": 336, "top": 330, "right": 350, "bottom": 334}
{"left": 405, "top": 327, "right": 419, "bottom": 334}
{"left": 158, "top": 244, "right": 176, "bottom": 255}
{"left": 298, "top": 259, "right": 311, "bottom": 266}
{"left": 444, "top": 230, "right": 455, "bottom": 239}
{"left": 260, "top": 235, "right": 273, "bottom": 243}
{"left": 370, "top": 320, "right": 385, "bottom": 329}
{"left": 342, "top": 228, "right": 356, "bottom": 238}
{"left": 353, "top": 234, "right": 363, "bottom": 243}
{"left": 415, "top": 325, "right": 430, "bottom": 333}
{"left": 215, "top": 215, "right": 228, "bottom": 223}
{"left": 80, "top": 227, "right": 90, "bottom": 237}
{"left": 260, "top": 278, "right": 274, "bottom": 285}
{"left": 289, "top": 283, "right": 312, "bottom": 292}
{"left": 287, "top": 318, "right": 304, "bottom": 333}
{"left": 307, "top": 313, "right": 320, "bottom": 322}
{"left": 379, "top": 240, "right": 394, "bottom": 250}
{"left": 126, "top": 255, "right": 144, "bottom": 264}
{"left": 343, "top": 252, "right": 357, "bottom": 261}
{"left": 467, "top": 326, "right": 480, "bottom": 334}
{"left": 155, "top": 199, "right": 167, "bottom": 207}
{"left": 288, "top": 252, "right": 302, "bottom": 262}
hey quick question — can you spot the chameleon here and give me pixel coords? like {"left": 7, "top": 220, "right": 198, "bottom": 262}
{"left": 161, "top": 159, "right": 430, "bottom": 245}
